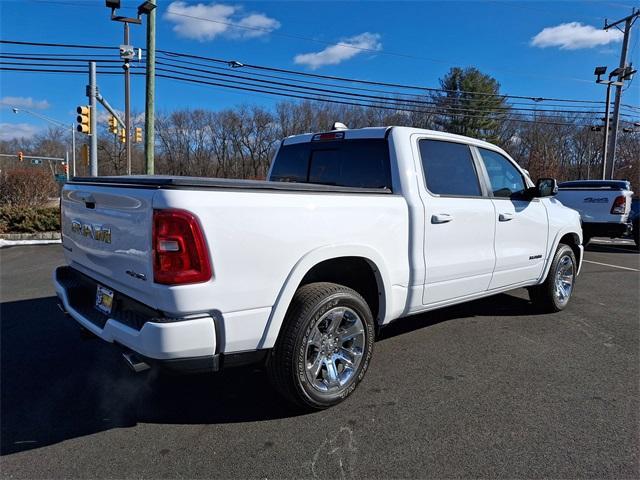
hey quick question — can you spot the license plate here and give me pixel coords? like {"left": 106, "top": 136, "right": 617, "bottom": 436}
{"left": 95, "top": 285, "right": 114, "bottom": 315}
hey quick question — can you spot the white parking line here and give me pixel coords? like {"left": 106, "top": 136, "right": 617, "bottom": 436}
{"left": 583, "top": 260, "right": 640, "bottom": 272}
{"left": 591, "top": 239, "right": 634, "bottom": 245}
{"left": 591, "top": 244, "right": 638, "bottom": 253}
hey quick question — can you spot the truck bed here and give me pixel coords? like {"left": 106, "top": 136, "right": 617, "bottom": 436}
{"left": 69, "top": 176, "right": 392, "bottom": 195}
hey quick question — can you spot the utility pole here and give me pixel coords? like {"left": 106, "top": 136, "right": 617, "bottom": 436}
{"left": 601, "top": 82, "right": 612, "bottom": 180}
{"left": 123, "top": 22, "right": 132, "bottom": 175}
{"left": 71, "top": 124, "right": 76, "bottom": 177}
{"left": 604, "top": 8, "right": 639, "bottom": 179}
{"left": 106, "top": 1, "right": 156, "bottom": 176}
{"left": 89, "top": 61, "right": 98, "bottom": 176}
{"left": 144, "top": 0, "right": 156, "bottom": 175}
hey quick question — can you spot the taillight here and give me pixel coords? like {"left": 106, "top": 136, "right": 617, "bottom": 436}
{"left": 153, "top": 209, "right": 212, "bottom": 285}
{"left": 611, "top": 196, "right": 627, "bottom": 214}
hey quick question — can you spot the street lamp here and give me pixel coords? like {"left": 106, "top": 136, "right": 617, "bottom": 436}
{"left": 12, "top": 107, "right": 76, "bottom": 178}
{"left": 105, "top": 0, "right": 157, "bottom": 175}
{"left": 137, "top": 1, "right": 156, "bottom": 16}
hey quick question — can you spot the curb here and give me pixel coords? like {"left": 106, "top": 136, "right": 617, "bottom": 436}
{"left": 0, "top": 232, "right": 61, "bottom": 241}
{"left": 0, "top": 239, "right": 62, "bottom": 248}
{"left": 0, "top": 232, "right": 62, "bottom": 248}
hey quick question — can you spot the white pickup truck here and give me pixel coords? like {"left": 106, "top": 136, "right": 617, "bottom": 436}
{"left": 55, "top": 126, "right": 583, "bottom": 409}
{"left": 556, "top": 180, "right": 634, "bottom": 245}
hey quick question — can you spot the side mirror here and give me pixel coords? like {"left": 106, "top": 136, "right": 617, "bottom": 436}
{"left": 536, "top": 178, "right": 558, "bottom": 197}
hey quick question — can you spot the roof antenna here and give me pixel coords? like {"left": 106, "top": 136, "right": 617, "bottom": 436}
{"left": 332, "top": 122, "right": 348, "bottom": 130}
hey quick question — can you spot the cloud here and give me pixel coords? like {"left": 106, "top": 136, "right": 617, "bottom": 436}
{"left": 0, "top": 96, "right": 50, "bottom": 110}
{"left": 164, "top": 1, "right": 280, "bottom": 41}
{"left": 531, "top": 22, "right": 623, "bottom": 50}
{"left": 293, "top": 33, "right": 382, "bottom": 70}
{"left": 0, "top": 123, "right": 40, "bottom": 141}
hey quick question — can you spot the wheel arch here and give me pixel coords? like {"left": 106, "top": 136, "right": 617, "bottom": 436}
{"left": 257, "top": 245, "right": 392, "bottom": 350}
{"left": 539, "top": 229, "right": 584, "bottom": 282}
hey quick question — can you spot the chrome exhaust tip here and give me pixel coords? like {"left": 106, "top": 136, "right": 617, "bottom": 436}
{"left": 57, "top": 302, "right": 69, "bottom": 315}
{"left": 122, "top": 351, "right": 151, "bottom": 373}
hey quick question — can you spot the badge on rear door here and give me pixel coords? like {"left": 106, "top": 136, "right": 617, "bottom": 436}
{"left": 95, "top": 285, "right": 114, "bottom": 315}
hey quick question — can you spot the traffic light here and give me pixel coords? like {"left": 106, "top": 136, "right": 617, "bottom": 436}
{"left": 76, "top": 106, "right": 91, "bottom": 134}
{"left": 134, "top": 127, "right": 142, "bottom": 143}
{"left": 108, "top": 115, "right": 118, "bottom": 134}
{"left": 62, "top": 162, "right": 69, "bottom": 175}
{"left": 119, "top": 128, "right": 126, "bottom": 144}
{"left": 18, "top": 151, "right": 23, "bottom": 162}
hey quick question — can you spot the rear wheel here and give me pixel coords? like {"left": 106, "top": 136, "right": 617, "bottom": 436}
{"left": 529, "top": 244, "right": 576, "bottom": 313}
{"left": 267, "top": 282, "right": 375, "bottom": 409}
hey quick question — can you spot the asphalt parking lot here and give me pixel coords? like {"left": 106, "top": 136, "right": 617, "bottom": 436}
{"left": 1, "top": 242, "right": 638, "bottom": 479}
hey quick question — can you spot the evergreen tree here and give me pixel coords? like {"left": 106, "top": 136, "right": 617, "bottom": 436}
{"left": 434, "top": 67, "right": 509, "bottom": 142}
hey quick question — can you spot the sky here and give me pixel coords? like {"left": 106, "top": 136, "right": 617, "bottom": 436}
{"left": 0, "top": 0, "right": 639, "bottom": 141}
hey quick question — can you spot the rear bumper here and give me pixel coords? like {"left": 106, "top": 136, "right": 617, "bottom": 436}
{"left": 53, "top": 266, "right": 218, "bottom": 371}
{"left": 583, "top": 222, "right": 632, "bottom": 238}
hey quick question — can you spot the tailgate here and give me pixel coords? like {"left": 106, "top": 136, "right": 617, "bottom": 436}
{"left": 61, "top": 183, "right": 156, "bottom": 298}
{"left": 556, "top": 190, "right": 631, "bottom": 223}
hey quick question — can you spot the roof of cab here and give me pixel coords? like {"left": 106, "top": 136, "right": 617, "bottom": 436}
{"left": 281, "top": 126, "right": 501, "bottom": 151}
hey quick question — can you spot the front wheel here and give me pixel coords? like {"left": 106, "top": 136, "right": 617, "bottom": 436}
{"left": 529, "top": 244, "right": 577, "bottom": 312}
{"left": 267, "top": 282, "right": 375, "bottom": 410}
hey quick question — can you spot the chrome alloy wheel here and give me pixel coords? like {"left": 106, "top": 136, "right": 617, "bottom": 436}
{"left": 554, "top": 254, "right": 575, "bottom": 305}
{"left": 304, "top": 307, "right": 366, "bottom": 393}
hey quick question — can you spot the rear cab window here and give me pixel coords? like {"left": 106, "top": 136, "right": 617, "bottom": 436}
{"left": 270, "top": 138, "right": 391, "bottom": 189}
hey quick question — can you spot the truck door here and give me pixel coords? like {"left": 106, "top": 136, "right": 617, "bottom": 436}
{"left": 475, "top": 147, "right": 548, "bottom": 289}
{"left": 415, "top": 138, "right": 497, "bottom": 305}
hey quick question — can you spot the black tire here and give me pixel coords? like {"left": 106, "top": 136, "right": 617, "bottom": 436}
{"left": 267, "top": 282, "right": 375, "bottom": 410}
{"left": 528, "top": 243, "right": 577, "bottom": 313}
{"left": 633, "top": 222, "right": 639, "bottom": 250}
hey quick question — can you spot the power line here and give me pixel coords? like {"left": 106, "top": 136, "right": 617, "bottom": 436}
{"left": 17, "top": 1, "right": 593, "bottom": 83}
{"left": 0, "top": 39, "right": 607, "bottom": 105}
{"left": 153, "top": 59, "right": 613, "bottom": 116}
{"left": 2, "top": 39, "right": 638, "bottom": 123}
{"left": 2, "top": 54, "right": 634, "bottom": 121}
{"left": 0, "top": 54, "right": 122, "bottom": 63}
{"left": 0, "top": 49, "right": 607, "bottom": 111}
{"left": 0, "top": 39, "right": 115, "bottom": 50}
{"left": 157, "top": 8, "right": 595, "bottom": 84}
{"left": 0, "top": 64, "right": 613, "bottom": 127}
{"left": 155, "top": 52, "right": 611, "bottom": 110}
{"left": 1, "top": 59, "right": 623, "bottom": 121}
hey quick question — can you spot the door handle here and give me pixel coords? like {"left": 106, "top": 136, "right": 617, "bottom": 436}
{"left": 499, "top": 212, "right": 514, "bottom": 222}
{"left": 431, "top": 213, "right": 453, "bottom": 224}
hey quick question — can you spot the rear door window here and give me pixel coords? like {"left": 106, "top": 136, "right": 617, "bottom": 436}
{"left": 270, "top": 139, "right": 391, "bottom": 189}
{"left": 418, "top": 139, "right": 481, "bottom": 196}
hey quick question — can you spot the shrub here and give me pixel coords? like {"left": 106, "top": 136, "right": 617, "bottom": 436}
{"left": 0, "top": 168, "right": 58, "bottom": 207}
{"left": 0, "top": 206, "right": 60, "bottom": 233}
